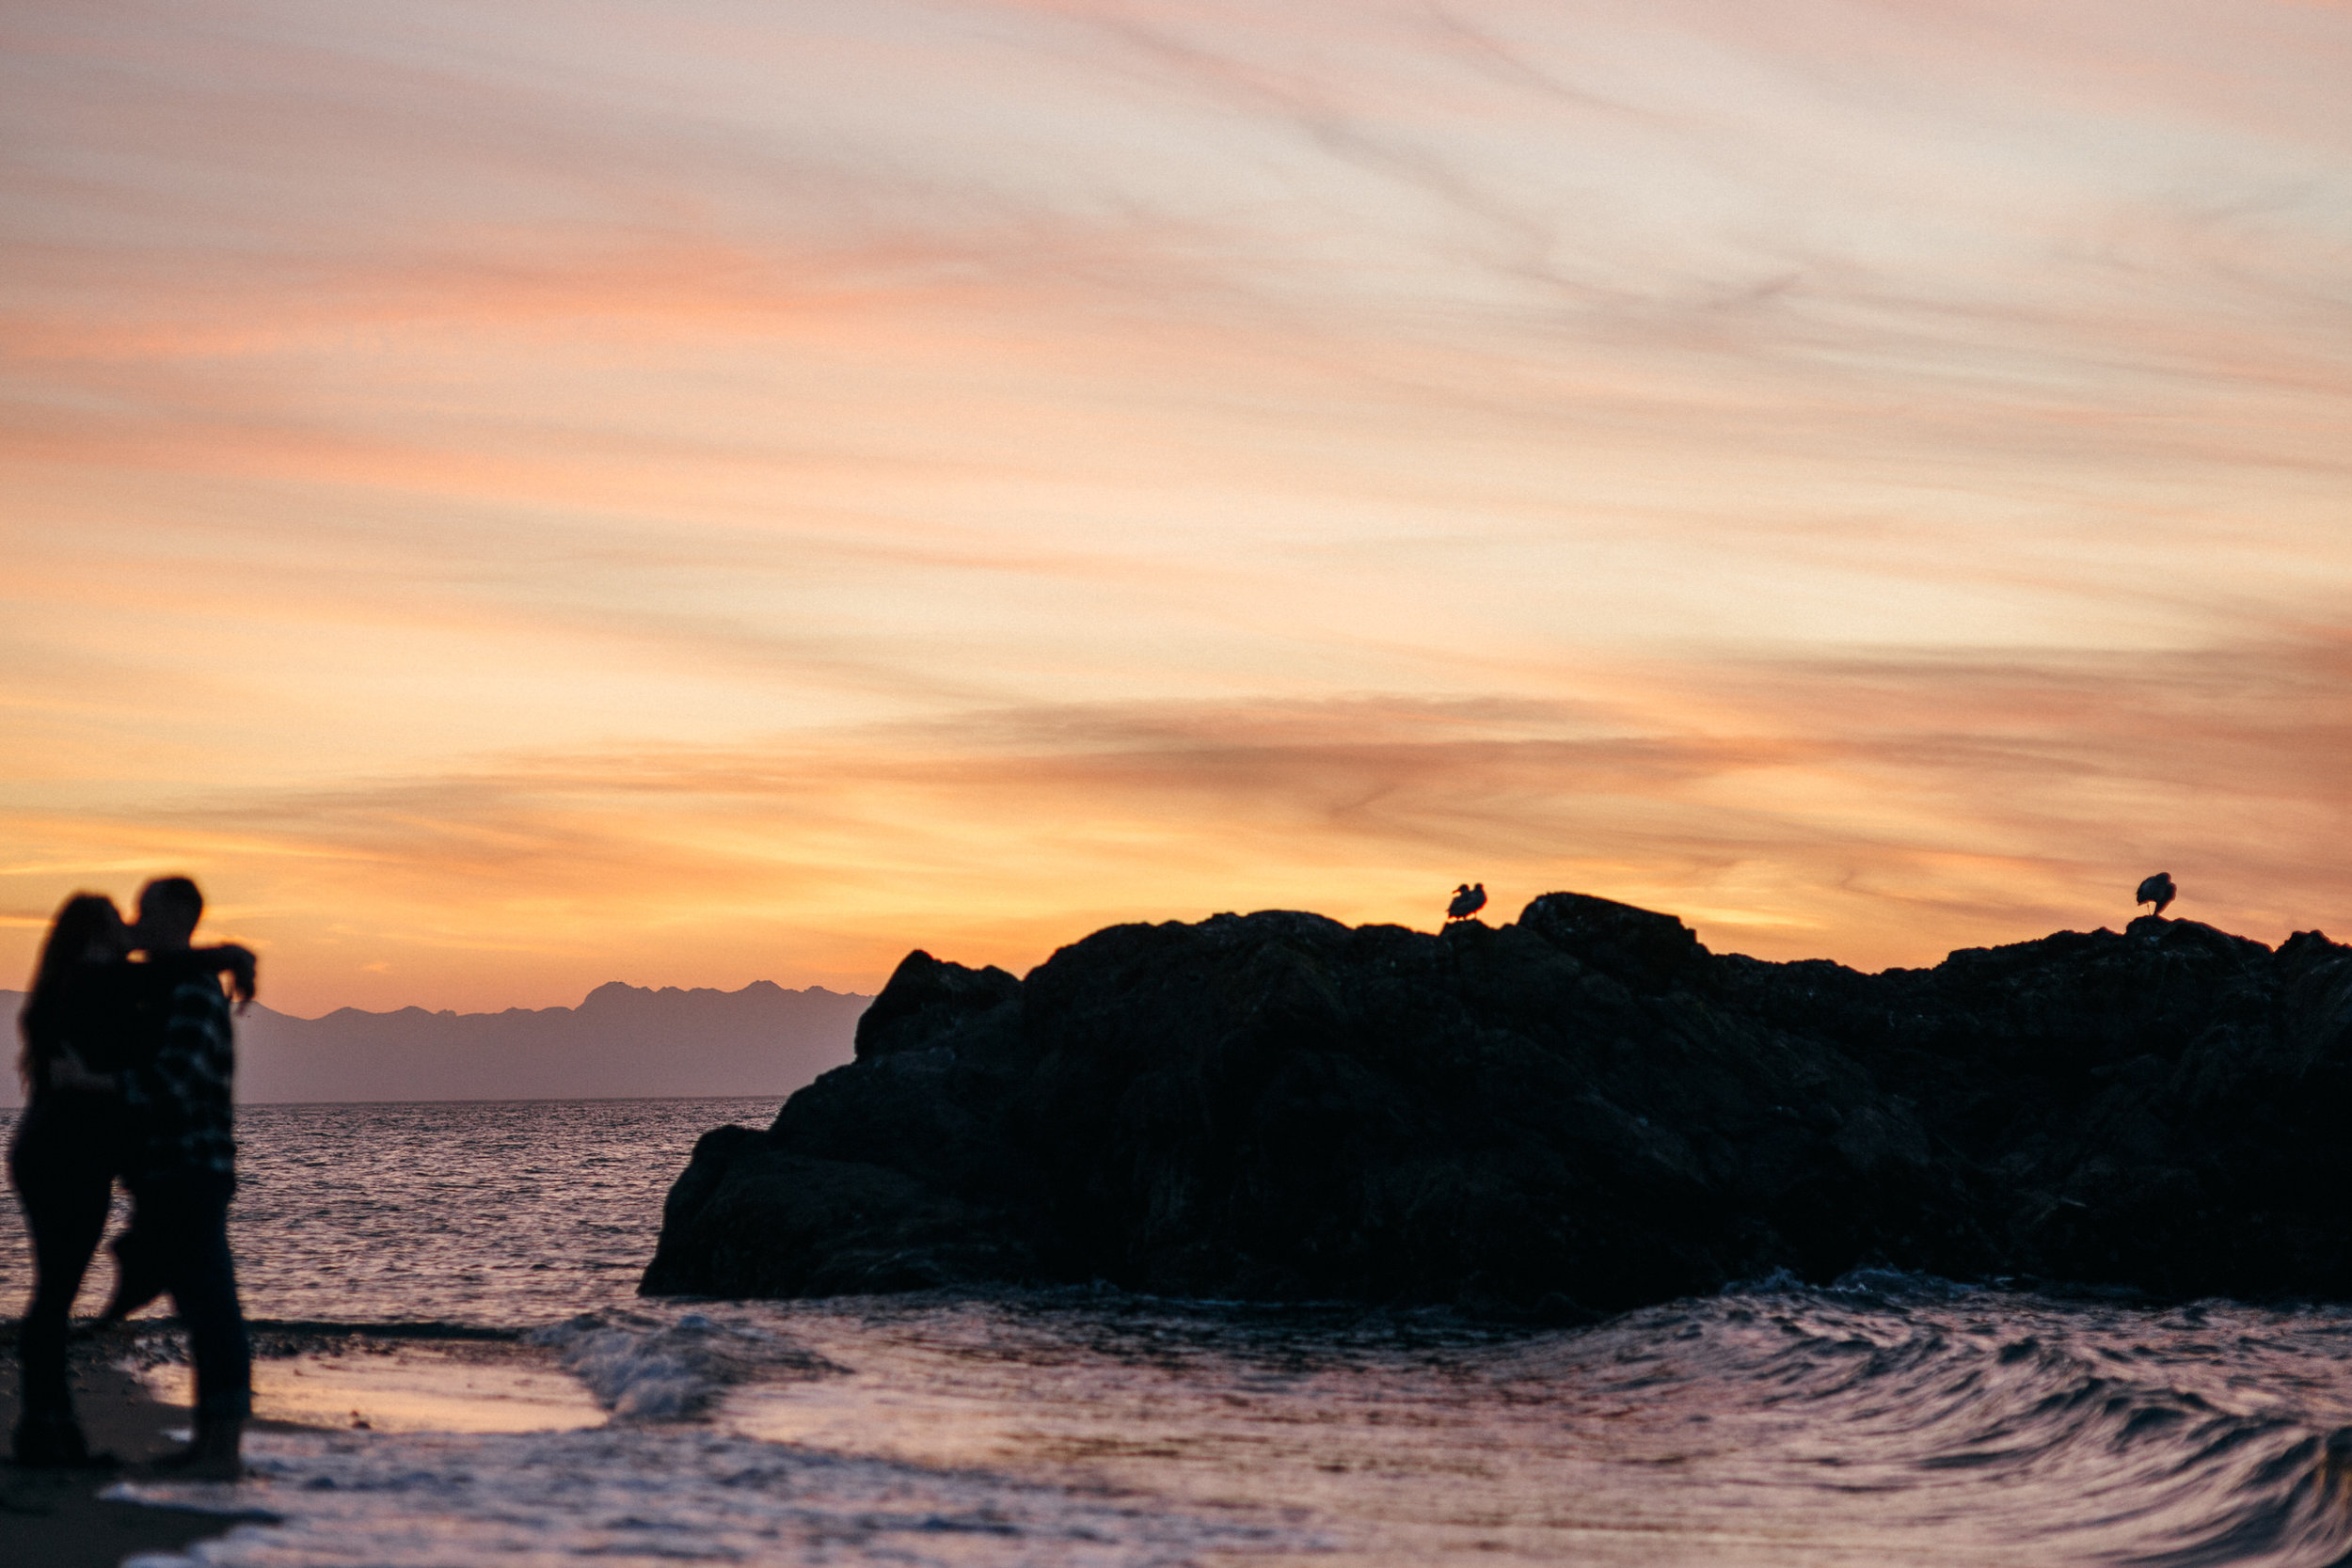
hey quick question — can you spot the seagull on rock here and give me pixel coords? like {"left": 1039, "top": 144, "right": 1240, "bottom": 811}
{"left": 1446, "top": 883, "right": 1487, "bottom": 923}
{"left": 2136, "top": 872, "right": 2177, "bottom": 919}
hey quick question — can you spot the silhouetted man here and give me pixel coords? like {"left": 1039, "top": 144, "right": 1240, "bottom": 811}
{"left": 119, "top": 876, "right": 252, "bottom": 1478}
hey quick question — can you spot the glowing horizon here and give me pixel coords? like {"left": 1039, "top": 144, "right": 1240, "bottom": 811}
{"left": 6, "top": 0, "right": 2349, "bottom": 1015}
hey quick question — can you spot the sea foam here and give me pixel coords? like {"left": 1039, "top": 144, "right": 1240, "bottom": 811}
{"left": 114, "top": 1425, "right": 1311, "bottom": 1567}
{"left": 525, "top": 1307, "right": 842, "bottom": 1419}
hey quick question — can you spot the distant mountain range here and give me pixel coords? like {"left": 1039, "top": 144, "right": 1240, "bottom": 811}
{"left": 0, "top": 981, "right": 871, "bottom": 1108}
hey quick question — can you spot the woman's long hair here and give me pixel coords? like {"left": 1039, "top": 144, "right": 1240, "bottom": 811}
{"left": 17, "top": 893, "right": 121, "bottom": 1096}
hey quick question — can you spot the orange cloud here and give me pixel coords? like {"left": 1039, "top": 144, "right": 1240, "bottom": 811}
{"left": 8, "top": 635, "right": 2347, "bottom": 1014}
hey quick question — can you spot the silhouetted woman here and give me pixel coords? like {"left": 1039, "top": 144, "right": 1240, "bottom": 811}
{"left": 10, "top": 894, "right": 137, "bottom": 1464}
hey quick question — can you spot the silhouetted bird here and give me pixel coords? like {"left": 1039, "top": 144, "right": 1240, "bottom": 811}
{"left": 1446, "top": 883, "right": 1487, "bottom": 923}
{"left": 2136, "top": 872, "right": 2177, "bottom": 918}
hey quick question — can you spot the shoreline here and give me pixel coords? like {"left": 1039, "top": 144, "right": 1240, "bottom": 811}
{"left": 0, "top": 1321, "right": 315, "bottom": 1568}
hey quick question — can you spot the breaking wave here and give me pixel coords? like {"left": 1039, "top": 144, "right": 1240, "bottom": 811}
{"left": 525, "top": 1307, "right": 843, "bottom": 1419}
{"left": 1534, "top": 1274, "right": 2352, "bottom": 1566}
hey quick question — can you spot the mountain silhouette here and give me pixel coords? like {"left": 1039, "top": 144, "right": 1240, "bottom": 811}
{"left": 0, "top": 980, "right": 869, "bottom": 1108}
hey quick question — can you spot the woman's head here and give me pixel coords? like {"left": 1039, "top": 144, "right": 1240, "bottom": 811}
{"left": 18, "top": 893, "right": 125, "bottom": 1091}
{"left": 28, "top": 893, "right": 126, "bottom": 996}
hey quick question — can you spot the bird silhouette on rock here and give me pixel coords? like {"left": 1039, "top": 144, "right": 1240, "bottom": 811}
{"left": 1446, "top": 883, "right": 1487, "bottom": 923}
{"left": 2136, "top": 872, "right": 2177, "bottom": 919}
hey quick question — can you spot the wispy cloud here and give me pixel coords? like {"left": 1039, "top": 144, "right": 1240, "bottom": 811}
{"left": 4, "top": 0, "right": 2348, "bottom": 1006}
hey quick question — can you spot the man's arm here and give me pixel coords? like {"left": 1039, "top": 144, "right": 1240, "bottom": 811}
{"left": 197, "top": 943, "right": 258, "bottom": 1010}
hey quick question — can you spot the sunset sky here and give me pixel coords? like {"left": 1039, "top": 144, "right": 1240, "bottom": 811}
{"left": 6, "top": 0, "right": 2349, "bottom": 1016}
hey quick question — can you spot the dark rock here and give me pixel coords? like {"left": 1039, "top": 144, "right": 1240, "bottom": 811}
{"left": 643, "top": 896, "right": 2352, "bottom": 1313}
{"left": 640, "top": 1143, "right": 1036, "bottom": 1297}
{"left": 1519, "top": 891, "right": 1703, "bottom": 993}
{"left": 851, "top": 949, "right": 1019, "bottom": 1060}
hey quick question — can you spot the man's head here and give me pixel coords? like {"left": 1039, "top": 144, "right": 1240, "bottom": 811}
{"left": 135, "top": 876, "right": 204, "bottom": 952}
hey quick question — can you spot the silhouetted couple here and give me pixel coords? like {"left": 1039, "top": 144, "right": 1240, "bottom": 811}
{"left": 10, "top": 878, "right": 255, "bottom": 1477}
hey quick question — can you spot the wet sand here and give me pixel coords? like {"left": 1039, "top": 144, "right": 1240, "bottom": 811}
{"left": 0, "top": 1323, "right": 292, "bottom": 1568}
{"left": 2, "top": 1318, "right": 603, "bottom": 1568}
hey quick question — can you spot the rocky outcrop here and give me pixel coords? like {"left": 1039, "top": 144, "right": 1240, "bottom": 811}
{"left": 641, "top": 895, "right": 2352, "bottom": 1315}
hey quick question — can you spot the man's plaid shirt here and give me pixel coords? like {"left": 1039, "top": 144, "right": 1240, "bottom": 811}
{"left": 120, "top": 958, "right": 237, "bottom": 1180}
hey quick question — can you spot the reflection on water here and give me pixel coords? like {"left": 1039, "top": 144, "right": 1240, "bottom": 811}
{"left": 141, "top": 1341, "right": 605, "bottom": 1435}
{"left": 714, "top": 1281, "right": 2352, "bottom": 1567}
{"left": 0, "top": 1099, "right": 776, "bottom": 1326}
{"left": 223, "top": 1099, "right": 776, "bottom": 1323}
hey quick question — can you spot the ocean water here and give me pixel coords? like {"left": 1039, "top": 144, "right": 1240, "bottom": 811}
{"left": 0, "top": 1098, "right": 774, "bottom": 1325}
{"left": 7, "top": 1101, "right": 2352, "bottom": 1565}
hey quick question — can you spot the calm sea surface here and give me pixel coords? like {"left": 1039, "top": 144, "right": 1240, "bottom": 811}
{"left": 3, "top": 1098, "right": 765, "bottom": 1324}
{"left": 8, "top": 1100, "right": 2352, "bottom": 1566}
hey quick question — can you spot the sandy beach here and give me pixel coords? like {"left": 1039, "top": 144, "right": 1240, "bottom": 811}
{"left": 0, "top": 1322, "right": 315, "bottom": 1568}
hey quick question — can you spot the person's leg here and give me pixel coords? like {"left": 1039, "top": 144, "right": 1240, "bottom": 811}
{"left": 176, "top": 1176, "right": 252, "bottom": 1426}
{"left": 8, "top": 1104, "right": 115, "bottom": 1464}
{"left": 99, "top": 1203, "right": 169, "bottom": 1323}
{"left": 135, "top": 1171, "right": 249, "bottom": 1477}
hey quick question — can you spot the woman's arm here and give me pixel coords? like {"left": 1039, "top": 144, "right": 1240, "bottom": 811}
{"left": 20, "top": 964, "right": 129, "bottom": 1093}
{"left": 45, "top": 1047, "right": 116, "bottom": 1094}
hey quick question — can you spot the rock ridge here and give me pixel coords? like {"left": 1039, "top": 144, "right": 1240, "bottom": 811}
{"left": 641, "top": 893, "right": 2352, "bottom": 1316}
